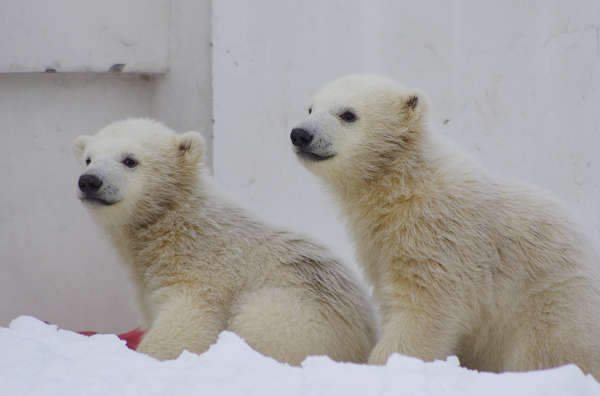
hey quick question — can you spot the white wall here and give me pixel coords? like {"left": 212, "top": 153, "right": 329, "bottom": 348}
{"left": 0, "top": 73, "right": 153, "bottom": 333}
{"left": 0, "top": 0, "right": 212, "bottom": 333}
{"left": 212, "top": 0, "right": 600, "bottom": 273}
{"left": 0, "top": 0, "right": 170, "bottom": 73}
{"left": 2, "top": 0, "right": 599, "bottom": 333}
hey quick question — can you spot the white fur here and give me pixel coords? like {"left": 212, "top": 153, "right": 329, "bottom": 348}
{"left": 74, "top": 118, "right": 377, "bottom": 364}
{"left": 292, "top": 74, "right": 600, "bottom": 378}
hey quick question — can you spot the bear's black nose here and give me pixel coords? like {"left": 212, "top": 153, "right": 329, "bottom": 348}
{"left": 290, "top": 128, "right": 313, "bottom": 148}
{"left": 78, "top": 174, "right": 103, "bottom": 192}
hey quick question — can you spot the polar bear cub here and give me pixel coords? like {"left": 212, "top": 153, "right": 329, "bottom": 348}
{"left": 291, "top": 74, "right": 600, "bottom": 378}
{"left": 73, "top": 118, "right": 376, "bottom": 364}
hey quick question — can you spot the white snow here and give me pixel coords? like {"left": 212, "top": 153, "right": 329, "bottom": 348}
{"left": 1, "top": 316, "right": 599, "bottom": 396}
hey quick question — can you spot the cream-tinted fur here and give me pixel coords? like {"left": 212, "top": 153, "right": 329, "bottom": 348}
{"left": 73, "top": 118, "right": 376, "bottom": 364}
{"left": 291, "top": 74, "right": 600, "bottom": 378}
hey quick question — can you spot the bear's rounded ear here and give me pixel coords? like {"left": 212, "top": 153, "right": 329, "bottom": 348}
{"left": 403, "top": 89, "right": 428, "bottom": 123}
{"left": 176, "top": 131, "right": 206, "bottom": 165}
{"left": 73, "top": 135, "right": 92, "bottom": 164}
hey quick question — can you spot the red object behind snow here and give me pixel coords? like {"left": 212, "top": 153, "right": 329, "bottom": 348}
{"left": 79, "top": 328, "right": 145, "bottom": 350}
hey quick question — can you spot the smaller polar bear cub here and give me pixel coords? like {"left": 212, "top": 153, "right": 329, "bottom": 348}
{"left": 73, "top": 118, "right": 376, "bottom": 364}
{"left": 291, "top": 74, "right": 600, "bottom": 379}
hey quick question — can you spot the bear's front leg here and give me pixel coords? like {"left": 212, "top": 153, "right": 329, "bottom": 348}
{"left": 137, "top": 288, "right": 228, "bottom": 361}
{"left": 368, "top": 312, "right": 460, "bottom": 365}
{"left": 367, "top": 269, "right": 471, "bottom": 365}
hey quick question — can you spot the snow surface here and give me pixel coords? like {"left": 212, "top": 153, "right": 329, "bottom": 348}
{"left": 1, "top": 316, "right": 599, "bottom": 396}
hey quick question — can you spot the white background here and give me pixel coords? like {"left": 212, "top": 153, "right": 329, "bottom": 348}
{"left": 1, "top": 0, "right": 599, "bottom": 333}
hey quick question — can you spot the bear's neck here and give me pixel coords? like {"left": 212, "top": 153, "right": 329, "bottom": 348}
{"left": 103, "top": 187, "right": 207, "bottom": 273}
{"left": 329, "top": 141, "right": 434, "bottom": 210}
{"left": 325, "top": 133, "right": 443, "bottom": 286}
{"left": 325, "top": 132, "right": 483, "bottom": 287}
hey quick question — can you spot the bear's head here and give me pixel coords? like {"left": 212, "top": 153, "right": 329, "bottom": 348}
{"left": 290, "top": 74, "right": 428, "bottom": 185}
{"left": 73, "top": 118, "right": 205, "bottom": 229}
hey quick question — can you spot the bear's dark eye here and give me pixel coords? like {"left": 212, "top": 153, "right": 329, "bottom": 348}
{"left": 123, "top": 157, "right": 138, "bottom": 168}
{"left": 85, "top": 158, "right": 91, "bottom": 166}
{"left": 308, "top": 108, "right": 312, "bottom": 115}
{"left": 340, "top": 111, "right": 356, "bottom": 122}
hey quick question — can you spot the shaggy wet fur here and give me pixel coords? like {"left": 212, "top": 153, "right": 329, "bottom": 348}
{"left": 74, "top": 119, "right": 377, "bottom": 365}
{"left": 292, "top": 75, "right": 600, "bottom": 379}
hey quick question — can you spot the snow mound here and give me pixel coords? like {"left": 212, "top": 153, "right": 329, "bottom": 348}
{"left": 1, "top": 316, "right": 599, "bottom": 396}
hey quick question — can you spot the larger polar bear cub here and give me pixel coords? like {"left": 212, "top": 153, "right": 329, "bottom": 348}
{"left": 73, "top": 118, "right": 376, "bottom": 364}
{"left": 291, "top": 74, "right": 600, "bottom": 378}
